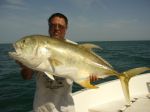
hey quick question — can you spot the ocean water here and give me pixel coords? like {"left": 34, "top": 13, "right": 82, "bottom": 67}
{"left": 0, "top": 41, "right": 150, "bottom": 112}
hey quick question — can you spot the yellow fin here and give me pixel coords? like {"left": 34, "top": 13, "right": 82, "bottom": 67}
{"left": 77, "top": 79, "right": 98, "bottom": 89}
{"left": 122, "top": 67, "right": 150, "bottom": 79}
{"left": 118, "top": 67, "right": 150, "bottom": 105}
{"left": 118, "top": 75, "right": 130, "bottom": 105}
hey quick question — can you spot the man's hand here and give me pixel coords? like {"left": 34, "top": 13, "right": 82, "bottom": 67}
{"left": 89, "top": 74, "right": 98, "bottom": 82}
{"left": 16, "top": 60, "right": 33, "bottom": 80}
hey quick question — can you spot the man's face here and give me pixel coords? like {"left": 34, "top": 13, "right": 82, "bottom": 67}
{"left": 49, "top": 17, "right": 67, "bottom": 40}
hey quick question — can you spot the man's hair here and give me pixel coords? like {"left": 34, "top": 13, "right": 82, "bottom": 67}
{"left": 48, "top": 13, "right": 68, "bottom": 26}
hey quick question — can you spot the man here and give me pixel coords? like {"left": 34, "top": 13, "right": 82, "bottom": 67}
{"left": 18, "top": 13, "right": 97, "bottom": 112}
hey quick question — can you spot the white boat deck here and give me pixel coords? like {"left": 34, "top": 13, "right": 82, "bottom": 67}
{"left": 73, "top": 73, "right": 150, "bottom": 112}
{"left": 89, "top": 94, "right": 150, "bottom": 112}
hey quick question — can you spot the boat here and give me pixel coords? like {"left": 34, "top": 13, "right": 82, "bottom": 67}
{"left": 73, "top": 73, "right": 150, "bottom": 112}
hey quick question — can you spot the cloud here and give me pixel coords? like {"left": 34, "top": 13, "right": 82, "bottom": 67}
{"left": 103, "top": 19, "right": 139, "bottom": 29}
{"left": 5, "top": 0, "right": 24, "bottom": 5}
{"left": 68, "top": 17, "right": 142, "bottom": 41}
{"left": 1, "top": 0, "right": 27, "bottom": 10}
{"left": 69, "top": 0, "right": 108, "bottom": 12}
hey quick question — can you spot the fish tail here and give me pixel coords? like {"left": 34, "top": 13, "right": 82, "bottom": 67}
{"left": 117, "top": 67, "right": 150, "bottom": 105}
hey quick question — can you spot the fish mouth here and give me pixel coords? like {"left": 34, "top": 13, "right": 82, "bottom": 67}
{"left": 13, "top": 43, "right": 22, "bottom": 55}
{"left": 8, "top": 43, "right": 22, "bottom": 58}
{"left": 8, "top": 51, "right": 19, "bottom": 58}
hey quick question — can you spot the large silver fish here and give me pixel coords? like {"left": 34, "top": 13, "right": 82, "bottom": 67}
{"left": 9, "top": 35, "right": 150, "bottom": 104}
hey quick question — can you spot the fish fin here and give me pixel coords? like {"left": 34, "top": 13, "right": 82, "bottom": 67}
{"left": 92, "top": 53, "right": 113, "bottom": 68}
{"left": 48, "top": 58, "right": 62, "bottom": 67}
{"left": 66, "top": 39, "right": 78, "bottom": 44}
{"left": 79, "top": 43, "right": 102, "bottom": 51}
{"left": 118, "top": 75, "right": 130, "bottom": 105}
{"left": 48, "top": 58, "right": 62, "bottom": 72}
{"left": 44, "top": 72, "right": 55, "bottom": 80}
{"left": 77, "top": 79, "right": 98, "bottom": 89}
{"left": 79, "top": 43, "right": 113, "bottom": 68}
{"left": 122, "top": 67, "right": 150, "bottom": 79}
{"left": 118, "top": 67, "right": 150, "bottom": 105}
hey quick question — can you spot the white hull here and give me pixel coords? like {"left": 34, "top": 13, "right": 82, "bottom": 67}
{"left": 73, "top": 73, "right": 150, "bottom": 112}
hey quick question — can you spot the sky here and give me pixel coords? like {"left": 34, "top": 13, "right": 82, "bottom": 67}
{"left": 0, "top": 0, "right": 150, "bottom": 43}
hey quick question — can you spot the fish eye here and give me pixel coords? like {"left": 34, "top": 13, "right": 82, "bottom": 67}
{"left": 22, "top": 39, "right": 26, "bottom": 43}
